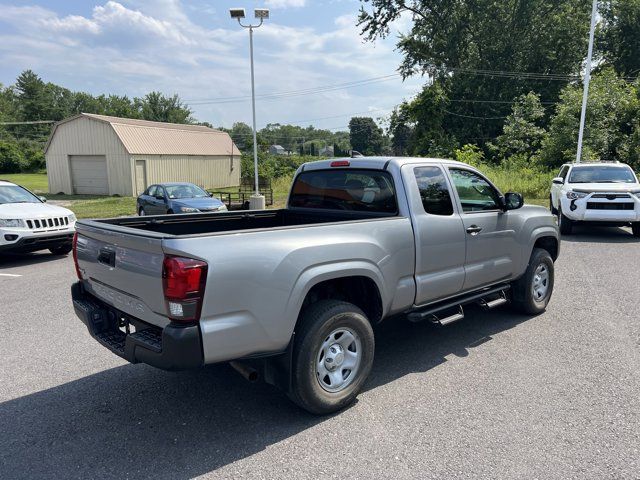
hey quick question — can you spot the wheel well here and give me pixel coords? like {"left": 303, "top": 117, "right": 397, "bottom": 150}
{"left": 534, "top": 236, "right": 558, "bottom": 261}
{"left": 299, "top": 276, "right": 383, "bottom": 325}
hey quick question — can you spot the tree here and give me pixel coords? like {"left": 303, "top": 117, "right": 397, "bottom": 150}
{"left": 491, "top": 93, "right": 547, "bottom": 160}
{"left": 540, "top": 69, "right": 640, "bottom": 168}
{"left": 388, "top": 107, "right": 413, "bottom": 156}
{"left": 14, "top": 70, "right": 48, "bottom": 121}
{"left": 349, "top": 117, "right": 384, "bottom": 155}
{"left": 135, "top": 92, "right": 193, "bottom": 124}
{"left": 358, "top": 0, "right": 594, "bottom": 151}
{"left": 599, "top": 0, "right": 640, "bottom": 78}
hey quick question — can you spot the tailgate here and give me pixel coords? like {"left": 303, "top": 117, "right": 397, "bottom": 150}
{"left": 75, "top": 221, "right": 170, "bottom": 328}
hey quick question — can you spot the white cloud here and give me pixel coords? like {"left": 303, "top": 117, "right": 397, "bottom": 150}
{"left": 0, "top": 1, "right": 422, "bottom": 129}
{"left": 265, "top": 0, "right": 307, "bottom": 9}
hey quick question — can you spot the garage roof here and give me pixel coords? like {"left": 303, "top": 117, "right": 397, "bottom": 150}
{"left": 45, "top": 113, "right": 240, "bottom": 156}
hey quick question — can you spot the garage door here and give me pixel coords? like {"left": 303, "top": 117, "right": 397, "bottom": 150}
{"left": 69, "top": 155, "right": 108, "bottom": 195}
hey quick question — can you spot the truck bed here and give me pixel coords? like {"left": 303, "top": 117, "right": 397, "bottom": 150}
{"left": 88, "top": 208, "right": 396, "bottom": 237}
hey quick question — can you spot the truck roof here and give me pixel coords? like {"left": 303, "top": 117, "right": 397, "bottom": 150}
{"left": 563, "top": 161, "right": 630, "bottom": 168}
{"left": 301, "top": 156, "right": 469, "bottom": 172}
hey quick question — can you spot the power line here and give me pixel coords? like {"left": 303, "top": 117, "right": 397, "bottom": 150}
{"left": 0, "top": 120, "right": 56, "bottom": 125}
{"left": 442, "top": 109, "right": 507, "bottom": 120}
{"left": 186, "top": 74, "right": 402, "bottom": 105}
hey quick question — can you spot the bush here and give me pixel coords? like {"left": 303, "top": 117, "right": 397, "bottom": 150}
{"left": 241, "top": 153, "right": 325, "bottom": 180}
{"left": 0, "top": 140, "right": 27, "bottom": 173}
{"left": 455, "top": 144, "right": 553, "bottom": 198}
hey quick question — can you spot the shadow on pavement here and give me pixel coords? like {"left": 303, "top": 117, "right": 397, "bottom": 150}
{"left": 0, "top": 251, "right": 70, "bottom": 269}
{"left": 0, "top": 307, "right": 530, "bottom": 479}
{"left": 560, "top": 226, "right": 638, "bottom": 244}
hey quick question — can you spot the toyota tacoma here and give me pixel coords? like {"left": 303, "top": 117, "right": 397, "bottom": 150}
{"left": 72, "top": 157, "right": 560, "bottom": 414}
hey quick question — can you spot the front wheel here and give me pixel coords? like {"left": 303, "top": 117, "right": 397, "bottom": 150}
{"left": 138, "top": 207, "right": 146, "bottom": 216}
{"left": 549, "top": 195, "right": 557, "bottom": 215}
{"left": 511, "top": 248, "right": 555, "bottom": 315}
{"left": 49, "top": 244, "right": 72, "bottom": 255}
{"left": 558, "top": 206, "right": 573, "bottom": 235}
{"left": 288, "top": 300, "right": 375, "bottom": 415}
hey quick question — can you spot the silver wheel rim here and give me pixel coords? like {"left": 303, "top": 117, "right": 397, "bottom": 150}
{"left": 140, "top": 209, "right": 145, "bottom": 216}
{"left": 532, "top": 263, "right": 550, "bottom": 302}
{"left": 315, "top": 327, "right": 362, "bottom": 393}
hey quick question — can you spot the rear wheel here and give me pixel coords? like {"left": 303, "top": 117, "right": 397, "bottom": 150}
{"left": 288, "top": 300, "right": 374, "bottom": 415}
{"left": 49, "top": 244, "right": 72, "bottom": 255}
{"left": 557, "top": 206, "right": 573, "bottom": 235}
{"left": 512, "top": 248, "right": 554, "bottom": 315}
{"left": 632, "top": 223, "right": 640, "bottom": 237}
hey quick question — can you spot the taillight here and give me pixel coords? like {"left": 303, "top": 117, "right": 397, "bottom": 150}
{"left": 162, "top": 255, "right": 208, "bottom": 322}
{"left": 331, "top": 160, "right": 350, "bottom": 167}
{"left": 72, "top": 232, "right": 82, "bottom": 279}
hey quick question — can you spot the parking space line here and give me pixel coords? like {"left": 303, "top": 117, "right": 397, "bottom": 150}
{"left": 0, "top": 273, "right": 22, "bottom": 277}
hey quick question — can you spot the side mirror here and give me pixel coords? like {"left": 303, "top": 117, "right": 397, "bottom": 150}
{"left": 504, "top": 192, "right": 524, "bottom": 211}
{"left": 552, "top": 177, "right": 564, "bottom": 185}
{"left": 38, "top": 196, "right": 47, "bottom": 202}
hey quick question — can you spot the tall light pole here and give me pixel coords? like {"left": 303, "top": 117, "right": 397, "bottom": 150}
{"left": 230, "top": 7, "right": 269, "bottom": 209}
{"left": 576, "top": 0, "right": 598, "bottom": 164}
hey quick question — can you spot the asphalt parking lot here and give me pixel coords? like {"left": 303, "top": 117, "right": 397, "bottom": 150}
{"left": 1, "top": 226, "right": 639, "bottom": 479}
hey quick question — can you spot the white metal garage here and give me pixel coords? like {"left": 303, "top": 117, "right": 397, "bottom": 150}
{"left": 69, "top": 155, "right": 108, "bottom": 195}
{"left": 45, "top": 114, "right": 241, "bottom": 196}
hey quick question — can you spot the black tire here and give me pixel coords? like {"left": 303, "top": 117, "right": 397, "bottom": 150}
{"left": 549, "top": 195, "right": 557, "bottom": 215}
{"left": 632, "top": 223, "right": 640, "bottom": 237}
{"left": 288, "top": 300, "right": 375, "bottom": 415}
{"left": 557, "top": 206, "right": 573, "bottom": 235}
{"left": 167, "top": 209, "right": 174, "bottom": 215}
{"left": 511, "top": 248, "right": 555, "bottom": 315}
{"left": 49, "top": 244, "right": 72, "bottom": 255}
{"left": 138, "top": 207, "right": 146, "bottom": 216}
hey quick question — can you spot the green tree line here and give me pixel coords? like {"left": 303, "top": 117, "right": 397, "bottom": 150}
{"left": 0, "top": 70, "right": 195, "bottom": 173}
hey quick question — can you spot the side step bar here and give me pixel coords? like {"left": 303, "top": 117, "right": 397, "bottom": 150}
{"left": 407, "top": 284, "right": 511, "bottom": 325}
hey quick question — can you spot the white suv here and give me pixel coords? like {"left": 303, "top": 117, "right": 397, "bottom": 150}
{"left": 0, "top": 180, "right": 76, "bottom": 254}
{"left": 549, "top": 162, "right": 640, "bottom": 236}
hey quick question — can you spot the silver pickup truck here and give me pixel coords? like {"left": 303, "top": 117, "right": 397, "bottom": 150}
{"left": 72, "top": 156, "right": 560, "bottom": 414}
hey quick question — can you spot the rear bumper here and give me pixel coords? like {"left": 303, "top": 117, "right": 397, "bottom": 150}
{"left": 0, "top": 232, "right": 74, "bottom": 253}
{"left": 71, "top": 282, "right": 203, "bottom": 370}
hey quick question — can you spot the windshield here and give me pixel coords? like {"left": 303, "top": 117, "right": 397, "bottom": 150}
{"left": 289, "top": 169, "right": 397, "bottom": 213}
{"left": 0, "top": 185, "right": 41, "bottom": 204}
{"left": 568, "top": 166, "right": 637, "bottom": 184}
{"left": 165, "top": 184, "right": 209, "bottom": 199}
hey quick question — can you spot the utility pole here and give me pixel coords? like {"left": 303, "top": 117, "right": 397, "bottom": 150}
{"left": 576, "top": 0, "right": 598, "bottom": 164}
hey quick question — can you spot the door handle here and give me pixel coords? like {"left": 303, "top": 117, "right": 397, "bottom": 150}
{"left": 466, "top": 225, "right": 483, "bottom": 235}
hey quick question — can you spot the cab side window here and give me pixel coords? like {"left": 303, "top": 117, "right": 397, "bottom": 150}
{"left": 559, "top": 166, "right": 569, "bottom": 181}
{"left": 147, "top": 185, "right": 157, "bottom": 197}
{"left": 414, "top": 166, "right": 454, "bottom": 216}
{"left": 449, "top": 168, "right": 501, "bottom": 212}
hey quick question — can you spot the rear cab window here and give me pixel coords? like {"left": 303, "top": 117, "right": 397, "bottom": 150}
{"left": 288, "top": 169, "right": 398, "bottom": 214}
{"left": 413, "top": 166, "right": 454, "bottom": 216}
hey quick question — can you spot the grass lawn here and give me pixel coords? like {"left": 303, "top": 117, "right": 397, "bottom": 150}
{"left": 2, "top": 172, "right": 549, "bottom": 219}
{"left": 1, "top": 173, "right": 49, "bottom": 193}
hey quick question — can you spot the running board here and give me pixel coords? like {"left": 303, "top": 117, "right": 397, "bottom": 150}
{"left": 435, "top": 306, "right": 465, "bottom": 326}
{"left": 479, "top": 291, "right": 509, "bottom": 310}
{"left": 407, "top": 284, "right": 511, "bottom": 324}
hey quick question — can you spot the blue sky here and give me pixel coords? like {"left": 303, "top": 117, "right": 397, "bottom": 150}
{"left": 0, "top": 0, "right": 423, "bottom": 129}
